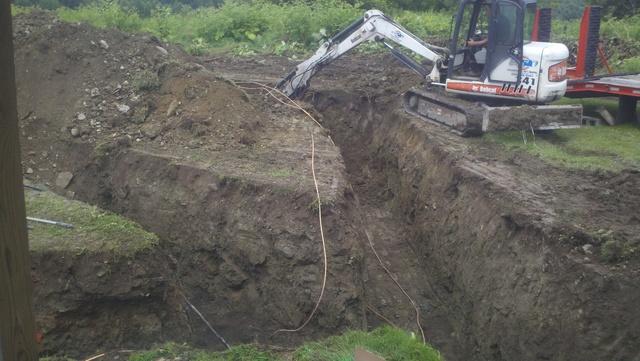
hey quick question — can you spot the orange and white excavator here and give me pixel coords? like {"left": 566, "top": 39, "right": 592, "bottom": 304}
{"left": 277, "top": 0, "right": 583, "bottom": 135}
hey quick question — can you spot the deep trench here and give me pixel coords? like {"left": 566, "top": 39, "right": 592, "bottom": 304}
{"left": 313, "top": 94, "right": 464, "bottom": 359}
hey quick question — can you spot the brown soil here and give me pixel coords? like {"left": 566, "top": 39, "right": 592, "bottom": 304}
{"left": 14, "top": 11, "right": 640, "bottom": 361}
{"left": 16, "top": 12, "right": 364, "bottom": 357}
{"left": 204, "top": 52, "right": 640, "bottom": 360}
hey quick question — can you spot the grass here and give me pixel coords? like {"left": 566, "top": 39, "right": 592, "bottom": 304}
{"left": 292, "top": 327, "right": 441, "bottom": 361}
{"left": 26, "top": 190, "right": 159, "bottom": 257}
{"left": 269, "top": 169, "right": 293, "bottom": 178}
{"left": 554, "top": 97, "right": 621, "bottom": 118}
{"left": 12, "top": 4, "right": 35, "bottom": 15}
{"left": 484, "top": 122, "right": 640, "bottom": 171}
{"left": 128, "top": 327, "right": 442, "bottom": 361}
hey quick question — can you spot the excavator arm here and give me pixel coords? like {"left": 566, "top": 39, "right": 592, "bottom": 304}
{"left": 277, "top": 10, "right": 448, "bottom": 98}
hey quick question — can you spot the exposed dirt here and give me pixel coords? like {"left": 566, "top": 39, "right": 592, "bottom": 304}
{"left": 15, "top": 11, "right": 640, "bottom": 361}
{"left": 15, "top": 12, "right": 364, "bottom": 357}
{"left": 204, "top": 51, "right": 640, "bottom": 360}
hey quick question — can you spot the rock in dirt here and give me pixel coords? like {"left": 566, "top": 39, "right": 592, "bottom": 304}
{"left": 166, "top": 99, "right": 179, "bottom": 117}
{"left": 116, "top": 103, "right": 131, "bottom": 114}
{"left": 90, "top": 87, "right": 100, "bottom": 97}
{"left": 155, "top": 46, "right": 168, "bottom": 56}
{"left": 25, "top": 167, "right": 34, "bottom": 174}
{"left": 55, "top": 171, "right": 74, "bottom": 189}
{"left": 99, "top": 39, "right": 109, "bottom": 50}
{"left": 132, "top": 104, "right": 150, "bottom": 124}
{"left": 70, "top": 127, "right": 80, "bottom": 137}
{"left": 141, "top": 122, "right": 162, "bottom": 139}
{"left": 582, "top": 244, "right": 594, "bottom": 255}
{"left": 77, "top": 112, "right": 86, "bottom": 121}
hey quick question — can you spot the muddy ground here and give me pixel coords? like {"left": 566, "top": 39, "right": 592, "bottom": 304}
{"left": 15, "top": 11, "right": 640, "bottom": 361}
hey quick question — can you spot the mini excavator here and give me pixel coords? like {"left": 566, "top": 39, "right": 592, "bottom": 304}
{"left": 277, "top": 0, "right": 583, "bottom": 135}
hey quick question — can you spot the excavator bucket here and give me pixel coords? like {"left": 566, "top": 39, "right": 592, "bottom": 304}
{"left": 403, "top": 87, "right": 583, "bottom": 136}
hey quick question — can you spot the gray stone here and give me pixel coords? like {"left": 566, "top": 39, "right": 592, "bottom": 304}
{"left": 55, "top": 172, "right": 74, "bottom": 189}
{"left": 166, "top": 99, "right": 179, "bottom": 117}
{"left": 99, "top": 39, "right": 109, "bottom": 50}
{"left": 141, "top": 122, "right": 162, "bottom": 139}
{"left": 155, "top": 46, "right": 168, "bottom": 56}
{"left": 116, "top": 103, "right": 131, "bottom": 114}
{"left": 70, "top": 127, "right": 80, "bottom": 137}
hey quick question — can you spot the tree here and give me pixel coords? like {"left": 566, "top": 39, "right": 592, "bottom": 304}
{"left": 590, "top": 0, "right": 639, "bottom": 17}
{"left": 0, "top": 0, "right": 39, "bottom": 360}
{"left": 557, "top": 0, "right": 585, "bottom": 20}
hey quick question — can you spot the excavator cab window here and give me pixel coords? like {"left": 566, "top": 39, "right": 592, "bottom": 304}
{"left": 485, "top": 0, "right": 524, "bottom": 83}
{"left": 449, "top": 1, "right": 492, "bottom": 79}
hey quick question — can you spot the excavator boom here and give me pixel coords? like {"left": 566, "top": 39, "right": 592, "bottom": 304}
{"left": 277, "top": 10, "right": 446, "bottom": 98}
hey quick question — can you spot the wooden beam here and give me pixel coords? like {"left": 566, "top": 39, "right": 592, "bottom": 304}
{"left": 0, "top": 1, "right": 38, "bottom": 360}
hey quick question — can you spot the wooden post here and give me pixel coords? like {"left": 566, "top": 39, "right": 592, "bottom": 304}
{"left": 0, "top": 1, "right": 39, "bottom": 360}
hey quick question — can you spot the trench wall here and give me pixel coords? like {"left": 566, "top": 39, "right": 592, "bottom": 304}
{"left": 314, "top": 90, "right": 640, "bottom": 361}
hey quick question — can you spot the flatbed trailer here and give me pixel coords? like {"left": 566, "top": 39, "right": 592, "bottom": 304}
{"left": 559, "top": 6, "right": 639, "bottom": 123}
{"left": 566, "top": 74, "right": 640, "bottom": 122}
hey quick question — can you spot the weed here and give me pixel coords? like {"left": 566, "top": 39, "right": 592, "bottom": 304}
{"left": 269, "top": 169, "right": 293, "bottom": 178}
{"left": 132, "top": 69, "right": 160, "bottom": 91}
{"left": 620, "top": 56, "right": 640, "bottom": 74}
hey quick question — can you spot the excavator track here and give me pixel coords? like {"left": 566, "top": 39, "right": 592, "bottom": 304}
{"left": 403, "top": 87, "right": 485, "bottom": 136}
{"left": 404, "top": 87, "right": 583, "bottom": 136}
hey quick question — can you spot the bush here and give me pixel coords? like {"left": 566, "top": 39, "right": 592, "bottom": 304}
{"left": 620, "top": 56, "right": 640, "bottom": 73}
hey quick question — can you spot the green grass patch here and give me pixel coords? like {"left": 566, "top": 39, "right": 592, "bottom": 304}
{"left": 128, "top": 327, "right": 441, "bottom": 361}
{"left": 485, "top": 123, "right": 640, "bottom": 171}
{"left": 292, "top": 327, "right": 441, "bottom": 361}
{"left": 26, "top": 190, "right": 158, "bottom": 257}
{"left": 12, "top": 4, "right": 35, "bottom": 15}
{"left": 269, "top": 169, "right": 293, "bottom": 178}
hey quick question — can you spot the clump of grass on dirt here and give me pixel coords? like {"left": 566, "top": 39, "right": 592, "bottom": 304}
{"left": 26, "top": 190, "right": 158, "bottom": 257}
{"left": 128, "top": 327, "right": 441, "bottom": 361}
{"left": 485, "top": 123, "right": 640, "bottom": 171}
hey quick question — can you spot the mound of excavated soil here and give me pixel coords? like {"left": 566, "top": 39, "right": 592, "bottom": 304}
{"left": 15, "top": 12, "right": 365, "bottom": 356}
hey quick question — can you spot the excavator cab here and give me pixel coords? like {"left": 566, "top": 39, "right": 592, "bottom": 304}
{"left": 448, "top": 0, "right": 534, "bottom": 85}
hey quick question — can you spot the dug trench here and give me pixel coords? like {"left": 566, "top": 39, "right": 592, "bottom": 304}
{"left": 307, "top": 88, "right": 640, "bottom": 361}
{"left": 16, "top": 12, "right": 640, "bottom": 361}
